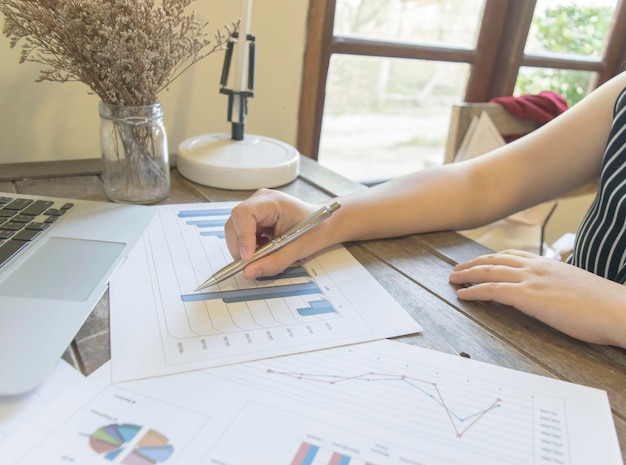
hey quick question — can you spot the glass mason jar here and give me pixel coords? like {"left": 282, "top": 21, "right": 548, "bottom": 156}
{"left": 99, "top": 101, "right": 170, "bottom": 204}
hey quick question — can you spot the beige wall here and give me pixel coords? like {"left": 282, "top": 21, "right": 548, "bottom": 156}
{"left": 0, "top": 0, "right": 308, "bottom": 164}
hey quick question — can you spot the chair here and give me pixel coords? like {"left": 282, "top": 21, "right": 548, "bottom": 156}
{"left": 444, "top": 102, "right": 598, "bottom": 196}
{"left": 444, "top": 102, "right": 540, "bottom": 164}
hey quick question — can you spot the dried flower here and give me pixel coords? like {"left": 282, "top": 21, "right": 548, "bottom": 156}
{"left": 0, "top": 0, "right": 240, "bottom": 106}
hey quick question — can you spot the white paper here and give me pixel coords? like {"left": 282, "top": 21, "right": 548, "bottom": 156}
{"left": 109, "top": 202, "right": 422, "bottom": 381}
{"left": 0, "top": 359, "right": 85, "bottom": 443}
{"left": 1, "top": 340, "right": 621, "bottom": 465}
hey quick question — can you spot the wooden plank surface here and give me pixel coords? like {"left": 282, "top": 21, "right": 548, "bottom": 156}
{"left": 1, "top": 159, "right": 624, "bottom": 455}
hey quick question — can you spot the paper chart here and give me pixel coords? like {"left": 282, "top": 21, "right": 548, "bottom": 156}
{"left": 109, "top": 202, "right": 421, "bottom": 381}
{"left": 1, "top": 340, "right": 621, "bottom": 465}
{"left": 0, "top": 360, "right": 84, "bottom": 444}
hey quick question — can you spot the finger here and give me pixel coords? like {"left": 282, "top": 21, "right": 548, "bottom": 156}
{"left": 225, "top": 206, "right": 263, "bottom": 261}
{"left": 454, "top": 250, "right": 528, "bottom": 271}
{"left": 224, "top": 197, "right": 277, "bottom": 260}
{"left": 241, "top": 247, "right": 300, "bottom": 280}
{"left": 498, "top": 249, "right": 538, "bottom": 259}
{"left": 255, "top": 230, "right": 273, "bottom": 247}
{"left": 456, "top": 281, "right": 521, "bottom": 307}
{"left": 449, "top": 263, "right": 523, "bottom": 285}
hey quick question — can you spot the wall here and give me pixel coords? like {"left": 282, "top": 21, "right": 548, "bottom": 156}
{"left": 0, "top": 2, "right": 595, "bottom": 252}
{"left": 0, "top": 0, "right": 308, "bottom": 164}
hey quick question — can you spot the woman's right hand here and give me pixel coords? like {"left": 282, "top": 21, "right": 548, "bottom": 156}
{"left": 224, "top": 189, "right": 324, "bottom": 279}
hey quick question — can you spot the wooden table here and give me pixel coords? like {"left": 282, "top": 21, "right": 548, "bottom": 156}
{"left": 2, "top": 155, "right": 625, "bottom": 455}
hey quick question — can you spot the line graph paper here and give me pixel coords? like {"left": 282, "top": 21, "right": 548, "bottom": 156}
{"left": 266, "top": 370, "right": 503, "bottom": 439}
{"left": 207, "top": 340, "right": 582, "bottom": 465}
{"left": 2, "top": 341, "right": 620, "bottom": 465}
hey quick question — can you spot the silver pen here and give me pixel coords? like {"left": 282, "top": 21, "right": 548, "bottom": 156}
{"left": 194, "top": 201, "right": 341, "bottom": 291}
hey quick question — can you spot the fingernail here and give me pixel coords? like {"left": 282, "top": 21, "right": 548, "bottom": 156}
{"left": 256, "top": 232, "right": 272, "bottom": 247}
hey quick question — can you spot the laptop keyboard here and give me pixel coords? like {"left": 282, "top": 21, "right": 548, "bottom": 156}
{"left": 0, "top": 196, "right": 74, "bottom": 268}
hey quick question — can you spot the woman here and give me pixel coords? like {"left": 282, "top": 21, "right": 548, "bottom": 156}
{"left": 224, "top": 71, "right": 626, "bottom": 349}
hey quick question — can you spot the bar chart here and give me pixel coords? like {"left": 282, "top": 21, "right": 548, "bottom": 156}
{"left": 177, "top": 207, "right": 339, "bottom": 320}
{"left": 290, "top": 442, "right": 378, "bottom": 465}
{"left": 110, "top": 203, "right": 421, "bottom": 382}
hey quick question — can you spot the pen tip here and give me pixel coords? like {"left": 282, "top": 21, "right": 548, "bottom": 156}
{"left": 194, "top": 277, "right": 217, "bottom": 292}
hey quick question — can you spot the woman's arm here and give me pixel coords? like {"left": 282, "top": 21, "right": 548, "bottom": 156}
{"left": 328, "top": 71, "right": 625, "bottom": 244}
{"left": 226, "top": 72, "right": 626, "bottom": 279}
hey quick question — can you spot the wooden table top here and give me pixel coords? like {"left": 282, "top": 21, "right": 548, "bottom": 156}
{"left": 1, "top": 155, "right": 624, "bottom": 455}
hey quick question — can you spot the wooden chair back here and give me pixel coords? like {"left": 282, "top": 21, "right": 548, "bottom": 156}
{"left": 444, "top": 102, "right": 540, "bottom": 164}
{"left": 444, "top": 102, "right": 598, "bottom": 198}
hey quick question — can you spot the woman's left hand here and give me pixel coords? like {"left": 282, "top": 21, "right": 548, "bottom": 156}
{"left": 449, "top": 249, "right": 626, "bottom": 348}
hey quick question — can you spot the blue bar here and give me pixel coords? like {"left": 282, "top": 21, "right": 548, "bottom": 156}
{"left": 257, "top": 265, "right": 309, "bottom": 281}
{"left": 302, "top": 444, "right": 319, "bottom": 465}
{"left": 297, "top": 302, "right": 335, "bottom": 316}
{"left": 177, "top": 208, "right": 232, "bottom": 218}
{"left": 338, "top": 455, "right": 351, "bottom": 465}
{"left": 199, "top": 231, "right": 225, "bottom": 239}
{"left": 181, "top": 282, "right": 321, "bottom": 303}
{"left": 186, "top": 219, "right": 227, "bottom": 228}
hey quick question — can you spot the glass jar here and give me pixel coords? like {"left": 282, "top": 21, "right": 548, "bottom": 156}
{"left": 99, "top": 101, "right": 170, "bottom": 204}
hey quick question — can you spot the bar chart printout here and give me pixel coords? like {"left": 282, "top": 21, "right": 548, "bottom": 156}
{"left": 110, "top": 202, "right": 422, "bottom": 382}
{"left": 0, "top": 340, "right": 622, "bottom": 465}
{"left": 290, "top": 441, "right": 377, "bottom": 465}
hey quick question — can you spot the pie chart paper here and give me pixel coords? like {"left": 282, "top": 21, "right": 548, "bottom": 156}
{"left": 89, "top": 423, "right": 174, "bottom": 464}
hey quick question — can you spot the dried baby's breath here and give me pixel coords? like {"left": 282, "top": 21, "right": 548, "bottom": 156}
{"left": 0, "top": 0, "right": 239, "bottom": 105}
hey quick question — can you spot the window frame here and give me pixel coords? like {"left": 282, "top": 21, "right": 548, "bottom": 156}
{"left": 297, "top": 0, "right": 626, "bottom": 160}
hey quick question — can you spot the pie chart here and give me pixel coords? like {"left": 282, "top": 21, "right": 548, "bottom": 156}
{"left": 89, "top": 423, "right": 174, "bottom": 464}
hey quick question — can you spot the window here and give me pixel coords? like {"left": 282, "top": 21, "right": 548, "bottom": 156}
{"left": 298, "top": 0, "right": 626, "bottom": 184}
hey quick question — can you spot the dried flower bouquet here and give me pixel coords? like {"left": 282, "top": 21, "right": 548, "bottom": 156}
{"left": 0, "top": 0, "right": 239, "bottom": 106}
{"left": 1, "top": 0, "right": 239, "bottom": 203}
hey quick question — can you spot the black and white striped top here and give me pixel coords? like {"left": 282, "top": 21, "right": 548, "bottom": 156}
{"left": 568, "top": 86, "right": 626, "bottom": 284}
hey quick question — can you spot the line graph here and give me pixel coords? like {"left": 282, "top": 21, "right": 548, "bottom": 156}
{"left": 209, "top": 340, "right": 576, "bottom": 465}
{"left": 267, "top": 370, "right": 502, "bottom": 438}
{"left": 7, "top": 340, "right": 620, "bottom": 465}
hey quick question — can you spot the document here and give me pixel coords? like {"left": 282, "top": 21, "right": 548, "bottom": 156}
{"left": 109, "top": 202, "right": 422, "bottom": 382}
{"left": 0, "top": 360, "right": 84, "bottom": 444}
{"left": 1, "top": 340, "right": 621, "bottom": 465}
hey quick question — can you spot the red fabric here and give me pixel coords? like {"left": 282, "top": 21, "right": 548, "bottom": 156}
{"left": 489, "top": 91, "right": 568, "bottom": 124}
{"left": 489, "top": 91, "right": 568, "bottom": 142}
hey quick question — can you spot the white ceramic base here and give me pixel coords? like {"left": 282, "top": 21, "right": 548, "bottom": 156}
{"left": 177, "top": 133, "right": 300, "bottom": 190}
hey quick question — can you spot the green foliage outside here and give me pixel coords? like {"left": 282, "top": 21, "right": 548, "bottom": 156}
{"left": 515, "top": 5, "right": 613, "bottom": 106}
{"left": 326, "top": 3, "right": 614, "bottom": 115}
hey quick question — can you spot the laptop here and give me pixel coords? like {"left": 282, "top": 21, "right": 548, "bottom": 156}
{"left": 0, "top": 192, "right": 155, "bottom": 396}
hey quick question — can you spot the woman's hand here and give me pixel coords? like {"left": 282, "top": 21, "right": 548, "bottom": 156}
{"left": 224, "top": 189, "right": 323, "bottom": 279}
{"left": 449, "top": 249, "right": 626, "bottom": 348}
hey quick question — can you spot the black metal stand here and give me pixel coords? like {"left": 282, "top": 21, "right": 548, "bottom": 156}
{"left": 219, "top": 32, "right": 256, "bottom": 141}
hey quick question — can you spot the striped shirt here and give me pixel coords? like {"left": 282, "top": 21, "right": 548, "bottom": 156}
{"left": 568, "top": 86, "right": 626, "bottom": 284}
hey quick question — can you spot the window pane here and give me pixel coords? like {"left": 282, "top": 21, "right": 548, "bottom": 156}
{"left": 515, "top": 67, "right": 596, "bottom": 107}
{"left": 318, "top": 55, "right": 470, "bottom": 183}
{"left": 525, "top": 0, "right": 617, "bottom": 59}
{"left": 334, "top": 0, "right": 485, "bottom": 49}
